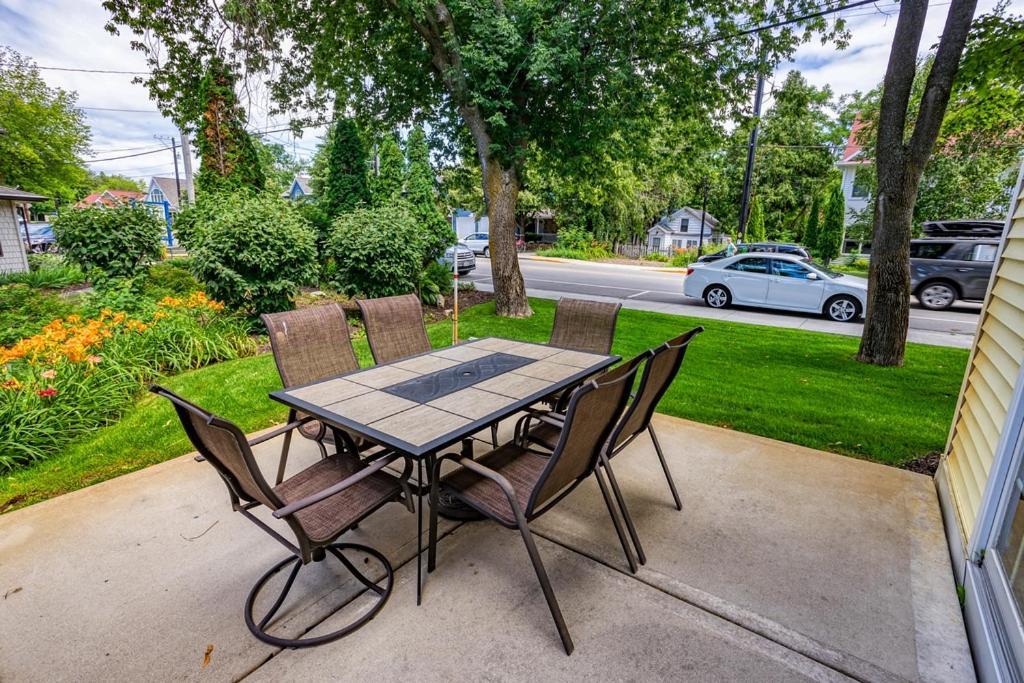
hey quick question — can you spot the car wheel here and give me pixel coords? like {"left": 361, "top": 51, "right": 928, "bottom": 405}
{"left": 482, "top": 247, "right": 489, "bottom": 257}
{"left": 824, "top": 295, "right": 860, "bottom": 322}
{"left": 703, "top": 285, "right": 731, "bottom": 309}
{"left": 918, "top": 282, "right": 956, "bottom": 310}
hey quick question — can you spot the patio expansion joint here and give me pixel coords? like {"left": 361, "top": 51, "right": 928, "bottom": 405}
{"left": 530, "top": 527, "right": 910, "bottom": 683}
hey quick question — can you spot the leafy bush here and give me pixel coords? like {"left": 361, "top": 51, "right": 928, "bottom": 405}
{"left": 0, "top": 285, "right": 79, "bottom": 346}
{"left": 141, "top": 260, "right": 200, "bottom": 300}
{"left": 418, "top": 261, "right": 453, "bottom": 307}
{"left": 643, "top": 252, "right": 669, "bottom": 262}
{"left": 539, "top": 226, "right": 611, "bottom": 260}
{"left": 555, "top": 226, "right": 595, "bottom": 251}
{"left": 0, "top": 292, "right": 256, "bottom": 471}
{"left": 0, "top": 254, "right": 86, "bottom": 289}
{"left": 182, "top": 192, "right": 319, "bottom": 317}
{"left": 52, "top": 205, "right": 163, "bottom": 280}
{"left": 669, "top": 247, "right": 701, "bottom": 267}
{"left": 328, "top": 204, "right": 423, "bottom": 298}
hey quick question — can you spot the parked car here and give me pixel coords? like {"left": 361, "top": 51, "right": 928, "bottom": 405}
{"left": 910, "top": 237, "right": 999, "bottom": 310}
{"left": 442, "top": 243, "right": 477, "bottom": 275}
{"left": 697, "top": 242, "right": 810, "bottom": 263}
{"left": 683, "top": 253, "right": 867, "bottom": 322}
{"left": 460, "top": 232, "right": 526, "bottom": 256}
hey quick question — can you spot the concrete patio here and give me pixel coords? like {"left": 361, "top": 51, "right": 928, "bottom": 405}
{"left": 0, "top": 413, "right": 973, "bottom": 682}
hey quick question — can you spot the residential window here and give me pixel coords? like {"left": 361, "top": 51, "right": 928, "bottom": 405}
{"left": 672, "top": 239, "right": 684, "bottom": 249}
{"left": 725, "top": 257, "right": 770, "bottom": 274}
{"left": 679, "top": 218, "right": 689, "bottom": 231}
{"left": 652, "top": 237, "right": 661, "bottom": 250}
{"left": 851, "top": 175, "right": 871, "bottom": 198}
{"left": 151, "top": 188, "right": 165, "bottom": 203}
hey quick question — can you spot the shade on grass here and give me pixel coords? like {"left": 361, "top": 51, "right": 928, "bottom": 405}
{"left": 1, "top": 299, "right": 968, "bottom": 512}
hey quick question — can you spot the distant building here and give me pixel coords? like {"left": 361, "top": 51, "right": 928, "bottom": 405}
{"left": 145, "top": 177, "right": 183, "bottom": 212}
{"left": 284, "top": 175, "right": 313, "bottom": 201}
{"left": 74, "top": 189, "right": 144, "bottom": 209}
{"left": 837, "top": 116, "right": 871, "bottom": 230}
{"left": 646, "top": 207, "right": 721, "bottom": 252}
{"left": 451, "top": 208, "right": 558, "bottom": 243}
{"left": 0, "top": 185, "right": 47, "bottom": 274}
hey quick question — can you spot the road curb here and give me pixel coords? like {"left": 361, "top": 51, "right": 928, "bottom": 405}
{"left": 522, "top": 253, "right": 690, "bottom": 274}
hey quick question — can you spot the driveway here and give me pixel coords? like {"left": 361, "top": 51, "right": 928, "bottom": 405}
{"left": 463, "top": 255, "right": 981, "bottom": 348}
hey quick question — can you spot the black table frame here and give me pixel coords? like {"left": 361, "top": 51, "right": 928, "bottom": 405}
{"left": 270, "top": 338, "right": 619, "bottom": 605}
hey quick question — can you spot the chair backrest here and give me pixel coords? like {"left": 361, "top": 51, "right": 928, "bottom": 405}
{"left": 608, "top": 327, "right": 703, "bottom": 452}
{"left": 262, "top": 303, "right": 360, "bottom": 388}
{"left": 548, "top": 298, "right": 621, "bottom": 355}
{"left": 356, "top": 294, "right": 431, "bottom": 364}
{"left": 150, "top": 385, "right": 282, "bottom": 511}
{"left": 527, "top": 357, "right": 641, "bottom": 514}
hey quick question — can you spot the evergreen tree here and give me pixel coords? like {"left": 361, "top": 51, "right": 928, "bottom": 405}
{"left": 818, "top": 183, "right": 844, "bottom": 265}
{"left": 405, "top": 126, "right": 454, "bottom": 262}
{"left": 321, "top": 117, "right": 370, "bottom": 217}
{"left": 371, "top": 133, "right": 405, "bottom": 206}
{"left": 803, "top": 193, "right": 821, "bottom": 252}
{"left": 745, "top": 196, "right": 766, "bottom": 243}
{"left": 194, "top": 59, "right": 264, "bottom": 194}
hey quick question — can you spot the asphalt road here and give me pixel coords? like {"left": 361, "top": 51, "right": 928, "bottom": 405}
{"left": 462, "top": 255, "right": 982, "bottom": 344}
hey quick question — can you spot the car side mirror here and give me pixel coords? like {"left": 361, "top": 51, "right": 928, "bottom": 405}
{"left": 806, "top": 272, "right": 819, "bottom": 280}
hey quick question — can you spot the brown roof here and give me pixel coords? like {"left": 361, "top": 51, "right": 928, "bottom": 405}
{"left": 74, "top": 189, "right": 145, "bottom": 209}
{"left": 0, "top": 185, "right": 47, "bottom": 202}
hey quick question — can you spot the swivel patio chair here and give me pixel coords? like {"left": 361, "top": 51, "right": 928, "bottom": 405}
{"left": 151, "top": 385, "right": 414, "bottom": 648}
{"left": 517, "top": 327, "right": 704, "bottom": 567}
{"left": 263, "top": 304, "right": 373, "bottom": 484}
{"left": 426, "top": 361, "right": 640, "bottom": 655}
{"left": 356, "top": 293, "right": 431, "bottom": 364}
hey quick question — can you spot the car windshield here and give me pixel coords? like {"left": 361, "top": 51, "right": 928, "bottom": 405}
{"left": 805, "top": 261, "right": 844, "bottom": 278}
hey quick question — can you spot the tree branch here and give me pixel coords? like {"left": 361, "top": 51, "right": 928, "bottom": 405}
{"left": 875, "top": 0, "right": 929, "bottom": 170}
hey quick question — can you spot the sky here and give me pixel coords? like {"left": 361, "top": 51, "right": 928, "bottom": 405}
{"left": 0, "top": 0, "right": 1001, "bottom": 184}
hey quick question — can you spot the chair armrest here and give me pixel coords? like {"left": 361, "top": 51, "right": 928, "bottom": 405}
{"left": 453, "top": 457, "right": 518, "bottom": 502}
{"left": 272, "top": 452, "right": 402, "bottom": 519}
{"left": 247, "top": 416, "right": 316, "bottom": 447}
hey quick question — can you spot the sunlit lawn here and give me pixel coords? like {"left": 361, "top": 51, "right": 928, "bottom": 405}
{"left": 1, "top": 298, "right": 968, "bottom": 512}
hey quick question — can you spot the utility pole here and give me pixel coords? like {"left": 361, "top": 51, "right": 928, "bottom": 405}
{"left": 698, "top": 176, "right": 709, "bottom": 253}
{"left": 170, "top": 137, "right": 182, "bottom": 204}
{"left": 179, "top": 130, "right": 195, "bottom": 204}
{"left": 737, "top": 63, "right": 766, "bottom": 240}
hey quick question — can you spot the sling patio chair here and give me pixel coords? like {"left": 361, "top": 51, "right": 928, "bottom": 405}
{"left": 151, "top": 385, "right": 415, "bottom": 648}
{"left": 425, "top": 360, "right": 641, "bottom": 655}
{"left": 357, "top": 292, "right": 503, "bottom": 449}
{"left": 263, "top": 304, "right": 379, "bottom": 484}
{"left": 516, "top": 327, "right": 704, "bottom": 568}
{"left": 544, "top": 297, "right": 622, "bottom": 411}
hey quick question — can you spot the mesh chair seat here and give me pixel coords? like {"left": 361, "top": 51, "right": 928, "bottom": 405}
{"left": 274, "top": 455, "right": 404, "bottom": 543}
{"left": 441, "top": 443, "right": 550, "bottom": 526}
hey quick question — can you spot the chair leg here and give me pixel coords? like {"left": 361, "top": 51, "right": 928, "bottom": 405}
{"left": 275, "top": 409, "right": 296, "bottom": 485}
{"left": 428, "top": 462, "right": 440, "bottom": 573}
{"left": 648, "top": 424, "right": 682, "bottom": 511}
{"left": 600, "top": 453, "right": 646, "bottom": 566}
{"left": 514, "top": 518, "right": 574, "bottom": 655}
{"left": 593, "top": 465, "right": 639, "bottom": 573}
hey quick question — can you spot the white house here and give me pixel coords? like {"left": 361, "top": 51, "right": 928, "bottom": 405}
{"left": 0, "top": 186, "right": 46, "bottom": 274}
{"left": 646, "top": 207, "right": 720, "bottom": 253}
{"left": 837, "top": 117, "right": 871, "bottom": 230}
{"left": 145, "top": 177, "right": 183, "bottom": 212}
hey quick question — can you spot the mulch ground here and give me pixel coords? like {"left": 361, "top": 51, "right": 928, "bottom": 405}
{"left": 902, "top": 451, "right": 941, "bottom": 476}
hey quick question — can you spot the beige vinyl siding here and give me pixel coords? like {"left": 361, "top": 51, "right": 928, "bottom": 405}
{"left": 945, "top": 173, "right": 1024, "bottom": 542}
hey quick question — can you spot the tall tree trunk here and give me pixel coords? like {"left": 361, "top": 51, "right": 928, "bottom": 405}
{"left": 856, "top": 0, "right": 978, "bottom": 366}
{"left": 483, "top": 159, "right": 532, "bottom": 317}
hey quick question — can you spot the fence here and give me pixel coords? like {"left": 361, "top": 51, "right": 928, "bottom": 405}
{"left": 615, "top": 239, "right": 724, "bottom": 260}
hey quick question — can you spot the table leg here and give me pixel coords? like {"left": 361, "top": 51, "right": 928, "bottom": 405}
{"left": 416, "top": 456, "right": 423, "bottom": 606}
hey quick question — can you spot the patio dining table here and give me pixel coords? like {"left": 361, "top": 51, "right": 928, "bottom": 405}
{"left": 270, "top": 336, "right": 619, "bottom": 604}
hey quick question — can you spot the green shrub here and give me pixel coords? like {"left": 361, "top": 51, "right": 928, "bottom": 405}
{"left": 141, "top": 260, "right": 200, "bottom": 300}
{"left": 669, "top": 247, "right": 700, "bottom": 267}
{"left": 183, "top": 192, "right": 319, "bottom": 317}
{"left": 0, "top": 285, "right": 79, "bottom": 346}
{"left": 644, "top": 252, "right": 669, "bottom": 262}
{"left": 0, "top": 254, "right": 85, "bottom": 289}
{"left": 52, "top": 205, "right": 163, "bottom": 281}
{"left": 542, "top": 226, "right": 611, "bottom": 260}
{"left": 556, "top": 226, "right": 595, "bottom": 251}
{"left": 418, "top": 261, "right": 454, "bottom": 307}
{"left": 328, "top": 204, "right": 423, "bottom": 298}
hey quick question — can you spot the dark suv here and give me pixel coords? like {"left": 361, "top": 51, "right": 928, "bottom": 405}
{"left": 910, "top": 238, "right": 999, "bottom": 310}
{"left": 698, "top": 242, "right": 810, "bottom": 263}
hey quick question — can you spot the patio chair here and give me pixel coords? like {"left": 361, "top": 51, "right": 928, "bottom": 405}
{"left": 263, "top": 304, "right": 371, "bottom": 484}
{"left": 549, "top": 298, "right": 622, "bottom": 355}
{"left": 426, "top": 360, "right": 640, "bottom": 655}
{"left": 544, "top": 297, "right": 622, "bottom": 411}
{"left": 356, "top": 293, "right": 431, "bottom": 364}
{"left": 151, "top": 385, "right": 414, "bottom": 648}
{"left": 517, "top": 327, "right": 704, "bottom": 567}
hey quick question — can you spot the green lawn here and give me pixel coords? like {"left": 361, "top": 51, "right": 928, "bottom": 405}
{"left": 1, "top": 298, "right": 968, "bottom": 513}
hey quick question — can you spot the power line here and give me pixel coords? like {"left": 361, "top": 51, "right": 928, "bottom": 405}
{"left": 36, "top": 65, "right": 149, "bottom": 75}
{"left": 85, "top": 146, "right": 173, "bottom": 163}
{"left": 81, "top": 106, "right": 164, "bottom": 114}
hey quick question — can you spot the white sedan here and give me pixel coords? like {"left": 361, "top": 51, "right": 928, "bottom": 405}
{"left": 683, "top": 253, "right": 868, "bottom": 322}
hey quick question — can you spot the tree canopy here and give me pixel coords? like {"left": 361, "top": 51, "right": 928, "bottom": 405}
{"left": 320, "top": 117, "right": 370, "bottom": 217}
{"left": 0, "top": 47, "right": 90, "bottom": 201}
{"left": 370, "top": 133, "right": 405, "bottom": 206}
{"left": 194, "top": 59, "right": 265, "bottom": 194}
